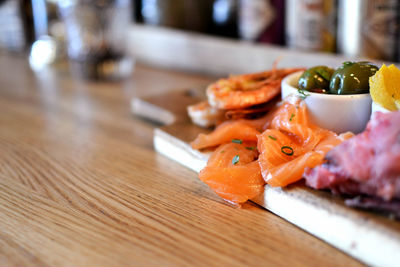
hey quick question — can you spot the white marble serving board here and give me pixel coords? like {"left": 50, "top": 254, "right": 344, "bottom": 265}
{"left": 132, "top": 89, "right": 400, "bottom": 267}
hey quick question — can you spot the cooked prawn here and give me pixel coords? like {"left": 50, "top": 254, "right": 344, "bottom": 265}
{"left": 224, "top": 95, "right": 280, "bottom": 120}
{"left": 187, "top": 101, "right": 226, "bottom": 128}
{"left": 206, "top": 68, "right": 305, "bottom": 109}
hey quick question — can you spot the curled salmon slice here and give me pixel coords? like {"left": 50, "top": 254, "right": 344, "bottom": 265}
{"left": 191, "top": 121, "right": 260, "bottom": 150}
{"left": 199, "top": 142, "right": 265, "bottom": 204}
{"left": 190, "top": 111, "right": 277, "bottom": 150}
{"left": 206, "top": 141, "right": 259, "bottom": 166}
{"left": 257, "top": 99, "right": 354, "bottom": 187}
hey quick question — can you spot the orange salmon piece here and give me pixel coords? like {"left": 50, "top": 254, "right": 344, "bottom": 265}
{"left": 199, "top": 142, "right": 264, "bottom": 204}
{"left": 207, "top": 142, "right": 259, "bottom": 166}
{"left": 258, "top": 98, "right": 353, "bottom": 187}
{"left": 191, "top": 101, "right": 289, "bottom": 150}
{"left": 191, "top": 121, "right": 260, "bottom": 150}
{"left": 258, "top": 128, "right": 326, "bottom": 187}
{"left": 265, "top": 151, "right": 324, "bottom": 187}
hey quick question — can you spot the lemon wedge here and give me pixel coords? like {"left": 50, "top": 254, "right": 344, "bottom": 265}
{"left": 370, "top": 64, "right": 400, "bottom": 111}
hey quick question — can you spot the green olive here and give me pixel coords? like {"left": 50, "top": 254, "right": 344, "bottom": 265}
{"left": 329, "top": 61, "right": 378, "bottom": 94}
{"left": 298, "top": 66, "right": 334, "bottom": 93}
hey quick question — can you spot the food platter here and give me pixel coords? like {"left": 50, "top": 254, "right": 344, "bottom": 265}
{"left": 132, "top": 88, "right": 400, "bottom": 267}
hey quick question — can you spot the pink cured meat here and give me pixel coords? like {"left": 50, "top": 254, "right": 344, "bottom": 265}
{"left": 304, "top": 111, "right": 400, "bottom": 215}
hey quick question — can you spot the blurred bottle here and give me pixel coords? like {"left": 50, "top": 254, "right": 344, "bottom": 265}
{"left": 337, "top": 0, "right": 399, "bottom": 61}
{"left": 0, "top": 0, "right": 35, "bottom": 52}
{"left": 141, "top": 0, "right": 238, "bottom": 38}
{"left": 211, "top": 0, "right": 238, "bottom": 38}
{"left": 239, "top": 0, "right": 284, "bottom": 44}
{"left": 132, "top": 0, "right": 143, "bottom": 23}
{"left": 285, "top": 0, "right": 336, "bottom": 52}
{"left": 141, "top": 0, "right": 185, "bottom": 29}
{"left": 183, "top": 0, "right": 213, "bottom": 34}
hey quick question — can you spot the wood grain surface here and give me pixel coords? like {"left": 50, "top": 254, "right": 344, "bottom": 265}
{"left": 0, "top": 52, "right": 363, "bottom": 266}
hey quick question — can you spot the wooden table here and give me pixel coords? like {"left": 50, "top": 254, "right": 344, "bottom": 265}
{"left": 0, "top": 52, "right": 363, "bottom": 266}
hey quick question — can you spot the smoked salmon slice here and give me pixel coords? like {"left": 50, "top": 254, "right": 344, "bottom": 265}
{"left": 194, "top": 96, "right": 353, "bottom": 204}
{"left": 199, "top": 142, "right": 265, "bottom": 204}
{"left": 191, "top": 121, "right": 260, "bottom": 150}
{"left": 191, "top": 102, "right": 283, "bottom": 150}
{"left": 190, "top": 109, "right": 276, "bottom": 149}
{"left": 258, "top": 99, "right": 354, "bottom": 187}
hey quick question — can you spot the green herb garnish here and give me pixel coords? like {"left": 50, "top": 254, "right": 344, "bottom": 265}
{"left": 268, "top": 135, "right": 277, "bottom": 141}
{"left": 289, "top": 113, "right": 295, "bottom": 121}
{"left": 281, "top": 146, "right": 294, "bottom": 156}
{"left": 232, "top": 155, "right": 240, "bottom": 165}
{"left": 232, "top": 139, "right": 243, "bottom": 144}
{"left": 246, "top": 146, "right": 256, "bottom": 150}
{"left": 297, "top": 89, "right": 310, "bottom": 100}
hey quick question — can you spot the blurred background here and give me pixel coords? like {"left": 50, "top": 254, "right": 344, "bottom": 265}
{"left": 0, "top": 0, "right": 399, "bottom": 76}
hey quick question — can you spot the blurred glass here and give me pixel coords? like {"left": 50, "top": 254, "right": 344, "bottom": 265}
{"left": 58, "top": 0, "right": 133, "bottom": 80}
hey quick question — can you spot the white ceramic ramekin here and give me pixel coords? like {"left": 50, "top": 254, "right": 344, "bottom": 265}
{"left": 281, "top": 71, "right": 372, "bottom": 134}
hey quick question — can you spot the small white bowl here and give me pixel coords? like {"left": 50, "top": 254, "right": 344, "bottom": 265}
{"left": 281, "top": 71, "right": 372, "bottom": 134}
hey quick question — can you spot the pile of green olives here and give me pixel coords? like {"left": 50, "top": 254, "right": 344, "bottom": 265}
{"left": 298, "top": 61, "right": 379, "bottom": 95}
